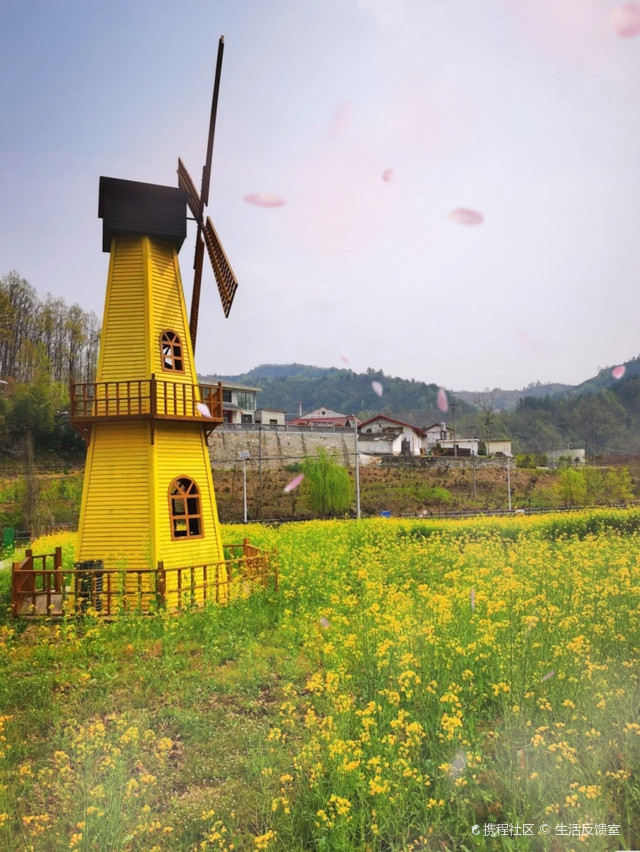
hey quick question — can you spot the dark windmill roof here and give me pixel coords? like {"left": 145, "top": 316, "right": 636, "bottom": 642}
{"left": 98, "top": 177, "right": 187, "bottom": 253}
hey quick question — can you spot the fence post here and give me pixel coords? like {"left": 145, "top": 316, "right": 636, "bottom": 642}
{"left": 156, "top": 561, "right": 166, "bottom": 609}
{"left": 11, "top": 562, "right": 19, "bottom": 617}
{"left": 54, "top": 546, "right": 63, "bottom": 593}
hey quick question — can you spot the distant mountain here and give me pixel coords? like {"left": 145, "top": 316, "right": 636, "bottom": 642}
{"left": 199, "top": 363, "right": 475, "bottom": 425}
{"left": 566, "top": 356, "right": 640, "bottom": 398}
{"left": 452, "top": 383, "right": 573, "bottom": 412}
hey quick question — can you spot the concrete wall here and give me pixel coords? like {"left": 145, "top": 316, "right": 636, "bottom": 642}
{"left": 209, "top": 426, "right": 357, "bottom": 470}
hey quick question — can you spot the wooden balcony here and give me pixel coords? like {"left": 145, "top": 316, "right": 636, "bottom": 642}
{"left": 70, "top": 375, "right": 223, "bottom": 441}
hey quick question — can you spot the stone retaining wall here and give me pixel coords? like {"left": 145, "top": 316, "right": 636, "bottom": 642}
{"left": 208, "top": 427, "right": 515, "bottom": 472}
{"left": 209, "top": 427, "right": 357, "bottom": 470}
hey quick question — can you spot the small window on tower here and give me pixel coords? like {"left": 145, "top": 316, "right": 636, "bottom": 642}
{"left": 160, "top": 331, "right": 184, "bottom": 372}
{"left": 169, "top": 477, "right": 203, "bottom": 539}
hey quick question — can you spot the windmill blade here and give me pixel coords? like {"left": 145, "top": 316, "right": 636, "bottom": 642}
{"left": 201, "top": 36, "right": 225, "bottom": 209}
{"left": 189, "top": 235, "right": 205, "bottom": 350}
{"left": 178, "top": 158, "right": 202, "bottom": 223}
{"left": 203, "top": 217, "right": 238, "bottom": 318}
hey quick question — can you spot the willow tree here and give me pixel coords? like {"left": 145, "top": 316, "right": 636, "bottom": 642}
{"left": 302, "top": 447, "right": 353, "bottom": 517}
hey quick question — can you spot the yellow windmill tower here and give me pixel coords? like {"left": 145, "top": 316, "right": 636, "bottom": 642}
{"left": 70, "top": 38, "right": 239, "bottom": 611}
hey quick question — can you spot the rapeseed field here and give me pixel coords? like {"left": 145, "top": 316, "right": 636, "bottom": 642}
{"left": 1, "top": 511, "right": 639, "bottom": 850}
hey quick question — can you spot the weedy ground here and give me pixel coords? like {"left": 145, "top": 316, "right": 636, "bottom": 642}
{"left": 1, "top": 510, "right": 640, "bottom": 850}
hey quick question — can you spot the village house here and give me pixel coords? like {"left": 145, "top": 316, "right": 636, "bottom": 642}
{"left": 423, "top": 422, "right": 454, "bottom": 453}
{"left": 254, "top": 408, "right": 287, "bottom": 426}
{"left": 289, "top": 406, "right": 358, "bottom": 428}
{"left": 358, "top": 415, "right": 426, "bottom": 456}
{"left": 220, "top": 382, "right": 261, "bottom": 424}
{"left": 484, "top": 439, "right": 513, "bottom": 457}
{"left": 546, "top": 447, "right": 586, "bottom": 468}
{"left": 436, "top": 437, "right": 480, "bottom": 456}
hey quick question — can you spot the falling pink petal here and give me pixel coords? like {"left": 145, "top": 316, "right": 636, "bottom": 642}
{"left": 196, "top": 403, "right": 212, "bottom": 418}
{"left": 448, "top": 208, "right": 484, "bottom": 226}
{"left": 382, "top": 169, "right": 394, "bottom": 182}
{"left": 611, "top": 2, "right": 640, "bottom": 37}
{"left": 243, "top": 194, "right": 286, "bottom": 208}
{"left": 437, "top": 387, "right": 448, "bottom": 413}
{"left": 541, "top": 670, "right": 555, "bottom": 682}
{"left": 470, "top": 589, "right": 476, "bottom": 612}
{"left": 340, "top": 355, "right": 350, "bottom": 364}
{"left": 612, "top": 365, "right": 626, "bottom": 380}
{"left": 319, "top": 617, "right": 330, "bottom": 629}
{"left": 372, "top": 381, "right": 383, "bottom": 397}
{"left": 284, "top": 473, "right": 304, "bottom": 493}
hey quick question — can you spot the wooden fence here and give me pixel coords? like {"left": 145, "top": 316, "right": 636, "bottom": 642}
{"left": 11, "top": 539, "right": 277, "bottom": 618}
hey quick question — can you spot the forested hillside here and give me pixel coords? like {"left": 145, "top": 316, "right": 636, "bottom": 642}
{"left": 0, "top": 270, "right": 99, "bottom": 385}
{"left": 0, "top": 271, "right": 98, "bottom": 461}
{"left": 201, "top": 364, "right": 476, "bottom": 425}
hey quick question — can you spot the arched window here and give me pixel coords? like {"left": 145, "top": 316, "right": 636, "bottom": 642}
{"left": 169, "top": 477, "right": 203, "bottom": 539}
{"left": 160, "top": 330, "right": 184, "bottom": 372}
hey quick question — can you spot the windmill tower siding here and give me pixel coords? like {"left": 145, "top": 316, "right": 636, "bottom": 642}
{"left": 74, "top": 179, "right": 225, "bottom": 608}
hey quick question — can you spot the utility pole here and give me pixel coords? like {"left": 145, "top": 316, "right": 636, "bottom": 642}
{"left": 238, "top": 450, "right": 250, "bottom": 523}
{"left": 257, "top": 422, "right": 263, "bottom": 518}
{"left": 506, "top": 455, "right": 512, "bottom": 511}
{"left": 353, "top": 415, "right": 361, "bottom": 519}
{"left": 450, "top": 402, "right": 458, "bottom": 457}
{"left": 472, "top": 431, "right": 477, "bottom": 499}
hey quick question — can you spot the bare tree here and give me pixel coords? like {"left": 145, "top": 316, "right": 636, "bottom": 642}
{"left": 475, "top": 388, "right": 498, "bottom": 445}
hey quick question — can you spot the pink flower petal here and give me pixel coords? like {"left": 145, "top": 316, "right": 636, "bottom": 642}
{"left": 372, "top": 381, "right": 383, "bottom": 397}
{"left": 319, "top": 616, "right": 330, "bottom": 629}
{"left": 611, "top": 2, "right": 640, "bottom": 37}
{"left": 470, "top": 589, "right": 476, "bottom": 612}
{"left": 541, "top": 670, "right": 555, "bottom": 682}
{"left": 382, "top": 168, "right": 394, "bottom": 182}
{"left": 243, "top": 194, "right": 286, "bottom": 208}
{"left": 284, "top": 473, "right": 304, "bottom": 493}
{"left": 196, "top": 402, "right": 212, "bottom": 418}
{"left": 612, "top": 365, "right": 626, "bottom": 380}
{"left": 437, "top": 387, "right": 448, "bottom": 413}
{"left": 448, "top": 208, "right": 484, "bottom": 226}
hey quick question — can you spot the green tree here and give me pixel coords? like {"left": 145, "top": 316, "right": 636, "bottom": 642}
{"left": 301, "top": 448, "right": 353, "bottom": 516}
{"left": 604, "top": 466, "right": 634, "bottom": 505}
{"left": 582, "top": 465, "right": 606, "bottom": 506}
{"left": 556, "top": 468, "right": 586, "bottom": 508}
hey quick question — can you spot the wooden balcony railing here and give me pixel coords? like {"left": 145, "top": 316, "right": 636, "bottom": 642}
{"left": 70, "top": 376, "right": 223, "bottom": 440}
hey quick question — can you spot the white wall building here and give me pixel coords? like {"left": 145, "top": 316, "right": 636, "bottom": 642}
{"left": 423, "top": 422, "right": 454, "bottom": 452}
{"left": 485, "top": 440, "right": 513, "bottom": 457}
{"left": 221, "top": 383, "right": 261, "bottom": 424}
{"left": 437, "top": 438, "right": 480, "bottom": 456}
{"left": 254, "top": 408, "right": 287, "bottom": 426}
{"left": 359, "top": 415, "right": 426, "bottom": 456}
{"left": 546, "top": 448, "right": 586, "bottom": 468}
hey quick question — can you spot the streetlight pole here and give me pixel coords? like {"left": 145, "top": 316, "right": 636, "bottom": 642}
{"left": 238, "top": 450, "right": 250, "bottom": 523}
{"left": 353, "top": 415, "right": 361, "bottom": 519}
{"left": 451, "top": 402, "right": 458, "bottom": 458}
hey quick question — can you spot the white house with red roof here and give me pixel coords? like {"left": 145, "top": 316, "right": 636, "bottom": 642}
{"left": 358, "top": 415, "right": 427, "bottom": 456}
{"left": 289, "top": 406, "right": 358, "bottom": 428}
